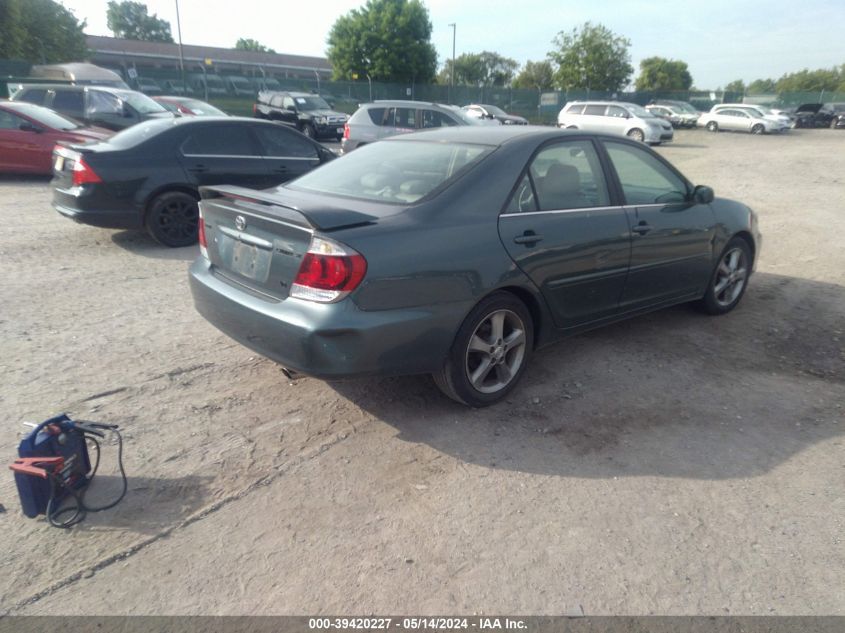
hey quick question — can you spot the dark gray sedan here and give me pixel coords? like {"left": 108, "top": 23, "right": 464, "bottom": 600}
{"left": 189, "top": 127, "right": 761, "bottom": 406}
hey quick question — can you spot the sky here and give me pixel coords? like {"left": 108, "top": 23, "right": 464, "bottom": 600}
{"left": 64, "top": 0, "right": 844, "bottom": 89}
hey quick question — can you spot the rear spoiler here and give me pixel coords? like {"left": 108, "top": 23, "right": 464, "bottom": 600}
{"left": 199, "top": 185, "right": 378, "bottom": 231}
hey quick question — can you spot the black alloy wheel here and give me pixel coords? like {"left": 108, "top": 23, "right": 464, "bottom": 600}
{"left": 146, "top": 191, "right": 199, "bottom": 247}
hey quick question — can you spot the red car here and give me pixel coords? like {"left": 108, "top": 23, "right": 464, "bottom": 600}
{"left": 0, "top": 101, "right": 111, "bottom": 174}
{"left": 152, "top": 96, "right": 228, "bottom": 117}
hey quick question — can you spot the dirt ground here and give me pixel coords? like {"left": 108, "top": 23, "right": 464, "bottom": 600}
{"left": 0, "top": 129, "right": 843, "bottom": 616}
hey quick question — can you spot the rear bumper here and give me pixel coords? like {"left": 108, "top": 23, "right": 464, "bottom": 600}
{"left": 52, "top": 186, "right": 143, "bottom": 230}
{"left": 188, "top": 258, "right": 460, "bottom": 379}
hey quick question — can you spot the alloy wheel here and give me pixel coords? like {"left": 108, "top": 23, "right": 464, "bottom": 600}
{"left": 464, "top": 309, "right": 527, "bottom": 394}
{"left": 713, "top": 247, "right": 748, "bottom": 308}
{"left": 154, "top": 198, "right": 197, "bottom": 243}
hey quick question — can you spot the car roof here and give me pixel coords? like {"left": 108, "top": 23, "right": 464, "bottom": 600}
{"left": 566, "top": 101, "right": 638, "bottom": 107}
{"left": 385, "top": 125, "right": 611, "bottom": 146}
{"left": 369, "top": 100, "right": 450, "bottom": 108}
{"left": 16, "top": 84, "right": 141, "bottom": 97}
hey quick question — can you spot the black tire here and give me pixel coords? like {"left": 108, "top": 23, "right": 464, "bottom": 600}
{"left": 145, "top": 190, "right": 199, "bottom": 247}
{"left": 706, "top": 121, "right": 719, "bottom": 132}
{"left": 627, "top": 128, "right": 645, "bottom": 142}
{"left": 300, "top": 123, "right": 316, "bottom": 139}
{"left": 694, "top": 237, "right": 752, "bottom": 315}
{"left": 433, "top": 291, "right": 534, "bottom": 407}
{"left": 751, "top": 123, "right": 765, "bottom": 135}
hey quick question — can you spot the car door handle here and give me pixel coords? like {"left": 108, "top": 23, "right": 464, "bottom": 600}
{"left": 188, "top": 165, "right": 209, "bottom": 173}
{"left": 513, "top": 232, "right": 543, "bottom": 245}
{"left": 632, "top": 223, "right": 652, "bottom": 235}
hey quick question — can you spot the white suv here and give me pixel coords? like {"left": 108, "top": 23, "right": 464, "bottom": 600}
{"left": 557, "top": 101, "right": 673, "bottom": 144}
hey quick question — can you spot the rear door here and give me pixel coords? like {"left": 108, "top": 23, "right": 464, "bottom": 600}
{"left": 578, "top": 104, "right": 608, "bottom": 132}
{"left": 178, "top": 123, "right": 271, "bottom": 188}
{"left": 47, "top": 89, "right": 85, "bottom": 123}
{"left": 0, "top": 109, "right": 45, "bottom": 171}
{"left": 499, "top": 138, "right": 632, "bottom": 329}
{"left": 252, "top": 123, "right": 322, "bottom": 186}
{"left": 602, "top": 140, "right": 715, "bottom": 310}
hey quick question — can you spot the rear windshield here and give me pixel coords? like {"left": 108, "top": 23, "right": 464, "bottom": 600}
{"left": 288, "top": 140, "right": 493, "bottom": 204}
{"left": 103, "top": 118, "right": 174, "bottom": 148}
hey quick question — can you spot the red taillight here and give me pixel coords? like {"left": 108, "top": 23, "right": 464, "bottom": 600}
{"left": 198, "top": 205, "right": 208, "bottom": 258}
{"left": 290, "top": 236, "right": 366, "bottom": 303}
{"left": 71, "top": 156, "right": 102, "bottom": 186}
{"left": 343, "top": 123, "right": 350, "bottom": 140}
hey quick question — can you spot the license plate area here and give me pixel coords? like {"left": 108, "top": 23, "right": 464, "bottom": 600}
{"left": 218, "top": 233, "right": 272, "bottom": 282}
{"left": 336, "top": 127, "right": 343, "bottom": 134}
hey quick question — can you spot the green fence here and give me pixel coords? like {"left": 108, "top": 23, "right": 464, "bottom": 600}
{"left": 3, "top": 58, "right": 844, "bottom": 123}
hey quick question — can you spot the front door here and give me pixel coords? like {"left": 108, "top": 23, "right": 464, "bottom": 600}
{"left": 499, "top": 138, "right": 632, "bottom": 329}
{"left": 252, "top": 123, "right": 322, "bottom": 187}
{"left": 602, "top": 140, "right": 716, "bottom": 310}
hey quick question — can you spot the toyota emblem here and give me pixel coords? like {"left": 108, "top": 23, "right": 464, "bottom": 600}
{"left": 235, "top": 215, "right": 247, "bottom": 231}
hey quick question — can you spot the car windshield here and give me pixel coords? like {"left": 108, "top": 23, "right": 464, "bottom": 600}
{"left": 625, "top": 104, "right": 656, "bottom": 118}
{"left": 8, "top": 103, "right": 81, "bottom": 130}
{"left": 482, "top": 104, "right": 507, "bottom": 116}
{"left": 676, "top": 103, "right": 698, "bottom": 113}
{"left": 178, "top": 99, "right": 226, "bottom": 115}
{"left": 293, "top": 96, "right": 331, "bottom": 111}
{"left": 441, "top": 105, "right": 485, "bottom": 126}
{"left": 288, "top": 140, "right": 493, "bottom": 204}
{"left": 120, "top": 91, "right": 168, "bottom": 114}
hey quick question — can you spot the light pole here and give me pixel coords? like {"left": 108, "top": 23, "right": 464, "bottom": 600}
{"left": 448, "top": 23, "right": 456, "bottom": 104}
{"left": 174, "top": 0, "right": 185, "bottom": 91}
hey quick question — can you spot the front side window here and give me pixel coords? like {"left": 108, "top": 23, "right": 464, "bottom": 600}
{"left": 421, "top": 109, "right": 458, "bottom": 128}
{"left": 527, "top": 140, "right": 610, "bottom": 211}
{"left": 182, "top": 125, "right": 258, "bottom": 156}
{"left": 607, "top": 105, "right": 628, "bottom": 118}
{"left": 605, "top": 141, "right": 688, "bottom": 205}
{"left": 87, "top": 91, "right": 122, "bottom": 115}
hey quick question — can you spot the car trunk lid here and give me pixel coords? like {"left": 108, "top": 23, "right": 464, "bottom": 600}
{"left": 199, "top": 185, "right": 378, "bottom": 301}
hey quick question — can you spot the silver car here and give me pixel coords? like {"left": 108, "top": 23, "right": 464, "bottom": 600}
{"left": 698, "top": 108, "right": 785, "bottom": 134}
{"left": 710, "top": 104, "right": 792, "bottom": 130}
{"left": 341, "top": 100, "right": 480, "bottom": 153}
{"left": 557, "top": 101, "right": 674, "bottom": 144}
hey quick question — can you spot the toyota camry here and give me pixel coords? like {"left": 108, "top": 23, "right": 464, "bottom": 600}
{"left": 189, "top": 127, "right": 761, "bottom": 406}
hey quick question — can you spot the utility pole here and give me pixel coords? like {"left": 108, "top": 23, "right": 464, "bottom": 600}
{"left": 448, "top": 23, "right": 456, "bottom": 104}
{"left": 175, "top": 0, "right": 185, "bottom": 91}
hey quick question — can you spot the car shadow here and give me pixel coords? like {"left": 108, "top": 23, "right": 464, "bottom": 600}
{"left": 0, "top": 174, "right": 52, "bottom": 185}
{"left": 68, "top": 474, "right": 214, "bottom": 533}
{"left": 328, "top": 272, "right": 844, "bottom": 481}
{"left": 110, "top": 230, "right": 197, "bottom": 262}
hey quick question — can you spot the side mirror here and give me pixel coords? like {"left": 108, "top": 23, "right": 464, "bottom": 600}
{"left": 122, "top": 105, "right": 134, "bottom": 118}
{"left": 19, "top": 122, "right": 43, "bottom": 133}
{"left": 692, "top": 185, "right": 714, "bottom": 204}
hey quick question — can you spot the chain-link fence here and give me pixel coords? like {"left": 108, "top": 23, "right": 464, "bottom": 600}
{"left": 3, "top": 58, "right": 844, "bottom": 122}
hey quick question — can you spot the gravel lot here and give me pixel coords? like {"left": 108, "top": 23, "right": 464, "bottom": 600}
{"left": 1, "top": 128, "right": 843, "bottom": 615}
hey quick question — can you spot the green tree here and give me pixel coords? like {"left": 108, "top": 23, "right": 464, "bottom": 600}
{"left": 235, "top": 38, "right": 275, "bottom": 54}
{"left": 775, "top": 66, "right": 842, "bottom": 93}
{"left": 746, "top": 78, "right": 776, "bottom": 94}
{"left": 513, "top": 60, "right": 555, "bottom": 91}
{"left": 106, "top": 1, "right": 173, "bottom": 43}
{"left": 634, "top": 56, "right": 692, "bottom": 91}
{"left": 0, "top": 0, "right": 87, "bottom": 63}
{"left": 437, "top": 51, "right": 519, "bottom": 86}
{"left": 548, "top": 22, "right": 633, "bottom": 91}
{"left": 724, "top": 79, "right": 746, "bottom": 93}
{"left": 326, "top": 0, "right": 437, "bottom": 83}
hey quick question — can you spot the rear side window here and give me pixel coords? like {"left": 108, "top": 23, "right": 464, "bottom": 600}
{"left": 366, "top": 107, "right": 386, "bottom": 125}
{"left": 51, "top": 90, "right": 84, "bottom": 115}
{"left": 17, "top": 89, "right": 47, "bottom": 105}
{"left": 583, "top": 104, "right": 606, "bottom": 116}
{"left": 182, "top": 125, "right": 259, "bottom": 156}
{"left": 527, "top": 140, "right": 610, "bottom": 211}
{"left": 394, "top": 107, "right": 416, "bottom": 129}
{"left": 565, "top": 104, "right": 585, "bottom": 115}
{"left": 254, "top": 125, "right": 318, "bottom": 158}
